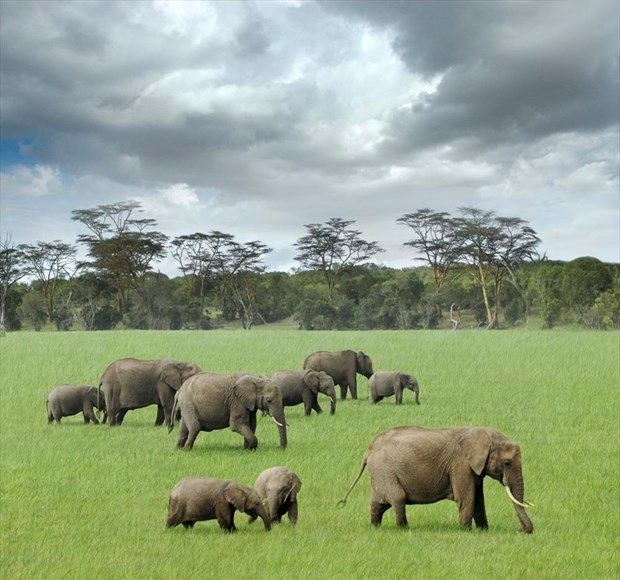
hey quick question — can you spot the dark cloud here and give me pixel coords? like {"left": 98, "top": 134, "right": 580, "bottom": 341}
{"left": 1, "top": 0, "right": 618, "bottom": 267}
{"left": 323, "top": 0, "right": 619, "bottom": 154}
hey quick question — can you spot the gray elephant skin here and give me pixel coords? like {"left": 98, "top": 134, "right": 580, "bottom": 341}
{"left": 251, "top": 466, "right": 302, "bottom": 525}
{"left": 166, "top": 477, "right": 271, "bottom": 532}
{"left": 170, "top": 372, "right": 288, "bottom": 450}
{"left": 46, "top": 385, "right": 106, "bottom": 424}
{"left": 99, "top": 358, "right": 201, "bottom": 427}
{"left": 339, "top": 426, "right": 534, "bottom": 533}
{"left": 369, "top": 371, "right": 420, "bottom": 405}
{"left": 270, "top": 370, "right": 337, "bottom": 415}
{"left": 303, "top": 349, "right": 373, "bottom": 400}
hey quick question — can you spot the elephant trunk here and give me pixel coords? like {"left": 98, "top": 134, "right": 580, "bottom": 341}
{"left": 504, "top": 472, "right": 533, "bottom": 534}
{"left": 251, "top": 504, "right": 272, "bottom": 531}
{"left": 327, "top": 386, "right": 337, "bottom": 415}
{"left": 412, "top": 383, "right": 420, "bottom": 405}
{"left": 270, "top": 405, "right": 287, "bottom": 449}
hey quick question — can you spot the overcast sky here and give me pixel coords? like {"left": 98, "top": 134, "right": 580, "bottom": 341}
{"left": 1, "top": 0, "right": 618, "bottom": 274}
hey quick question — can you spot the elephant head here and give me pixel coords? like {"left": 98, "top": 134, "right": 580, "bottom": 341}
{"left": 223, "top": 482, "right": 272, "bottom": 531}
{"left": 233, "top": 375, "right": 288, "bottom": 449}
{"left": 304, "top": 370, "right": 337, "bottom": 414}
{"left": 356, "top": 351, "right": 374, "bottom": 379}
{"left": 460, "top": 428, "right": 534, "bottom": 533}
{"left": 160, "top": 361, "right": 202, "bottom": 391}
{"left": 399, "top": 373, "right": 420, "bottom": 405}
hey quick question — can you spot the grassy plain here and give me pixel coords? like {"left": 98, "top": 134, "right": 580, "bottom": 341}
{"left": 0, "top": 329, "right": 618, "bottom": 579}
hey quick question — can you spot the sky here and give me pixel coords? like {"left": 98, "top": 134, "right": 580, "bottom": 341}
{"left": 1, "top": 0, "right": 618, "bottom": 275}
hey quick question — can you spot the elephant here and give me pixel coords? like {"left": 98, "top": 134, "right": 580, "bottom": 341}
{"left": 270, "top": 370, "right": 337, "bottom": 415}
{"left": 99, "top": 358, "right": 201, "bottom": 427}
{"left": 303, "top": 350, "right": 374, "bottom": 400}
{"left": 170, "top": 372, "right": 288, "bottom": 450}
{"left": 339, "top": 426, "right": 534, "bottom": 533}
{"left": 166, "top": 477, "right": 271, "bottom": 532}
{"left": 46, "top": 385, "right": 106, "bottom": 424}
{"left": 250, "top": 466, "right": 302, "bottom": 525}
{"left": 369, "top": 371, "right": 420, "bottom": 405}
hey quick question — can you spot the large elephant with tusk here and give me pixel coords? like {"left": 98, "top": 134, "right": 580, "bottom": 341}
{"left": 170, "top": 372, "right": 287, "bottom": 450}
{"left": 338, "top": 426, "right": 534, "bottom": 533}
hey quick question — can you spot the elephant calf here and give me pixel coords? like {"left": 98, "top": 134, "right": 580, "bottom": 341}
{"left": 46, "top": 385, "right": 106, "bottom": 424}
{"left": 252, "top": 466, "right": 302, "bottom": 525}
{"left": 166, "top": 477, "right": 271, "bottom": 532}
{"left": 369, "top": 371, "right": 420, "bottom": 405}
{"left": 270, "top": 370, "right": 337, "bottom": 415}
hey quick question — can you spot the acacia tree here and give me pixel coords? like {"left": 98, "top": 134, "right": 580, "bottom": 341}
{"left": 170, "top": 231, "right": 233, "bottom": 311}
{"left": 399, "top": 207, "right": 540, "bottom": 328}
{"left": 71, "top": 201, "right": 168, "bottom": 319}
{"left": 0, "top": 237, "right": 28, "bottom": 335}
{"left": 171, "top": 231, "right": 272, "bottom": 329}
{"left": 398, "top": 209, "right": 461, "bottom": 327}
{"left": 455, "top": 207, "right": 540, "bottom": 328}
{"left": 19, "top": 241, "right": 78, "bottom": 322}
{"left": 294, "top": 218, "right": 383, "bottom": 300}
{"left": 217, "top": 240, "right": 272, "bottom": 330}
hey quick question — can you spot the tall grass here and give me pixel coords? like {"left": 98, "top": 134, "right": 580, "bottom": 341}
{"left": 0, "top": 329, "right": 618, "bottom": 578}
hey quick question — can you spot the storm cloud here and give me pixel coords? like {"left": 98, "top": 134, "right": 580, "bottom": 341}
{"left": 1, "top": 0, "right": 618, "bottom": 271}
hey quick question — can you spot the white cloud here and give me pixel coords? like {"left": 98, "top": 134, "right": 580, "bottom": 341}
{"left": 0, "top": 164, "right": 63, "bottom": 197}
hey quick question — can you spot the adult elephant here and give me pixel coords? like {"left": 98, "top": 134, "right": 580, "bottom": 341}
{"left": 270, "top": 370, "right": 337, "bottom": 415}
{"left": 99, "top": 358, "right": 201, "bottom": 427}
{"left": 369, "top": 371, "right": 420, "bottom": 405}
{"left": 170, "top": 372, "right": 287, "bottom": 450}
{"left": 303, "top": 350, "right": 373, "bottom": 400}
{"left": 339, "top": 426, "right": 534, "bottom": 533}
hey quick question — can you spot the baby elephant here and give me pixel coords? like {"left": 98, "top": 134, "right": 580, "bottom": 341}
{"left": 251, "top": 466, "right": 302, "bottom": 525}
{"left": 369, "top": 371, "right": 420, "bottom": 405}
{"left": 46, "top": 385, "right": 106, "bottom": 423}
{"left": 166, "top": 477, "right": 272, "bottom": 532}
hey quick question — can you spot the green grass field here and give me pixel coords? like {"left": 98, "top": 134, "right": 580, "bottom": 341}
{"left": 1, "top": 329, "right": 618, "bottom": 579}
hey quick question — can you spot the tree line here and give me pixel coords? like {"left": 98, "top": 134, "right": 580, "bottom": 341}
{"left": 1, "top": 201, "right": 618, "bottom": 333}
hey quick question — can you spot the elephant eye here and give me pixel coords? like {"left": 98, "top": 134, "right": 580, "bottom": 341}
{"left": 503, "top": 459, "right": 513, "bottom": 467}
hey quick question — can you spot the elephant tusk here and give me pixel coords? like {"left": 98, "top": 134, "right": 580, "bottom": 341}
{"left": 505, "top": 485, "right": 534, "bottom": 508}
{"left": 270, "top": 416, "right": 285, "bottom": 428}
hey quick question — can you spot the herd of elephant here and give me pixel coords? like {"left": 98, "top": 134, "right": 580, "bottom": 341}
{"left": 45, "top": 349, "right": 534, "bottom": 534}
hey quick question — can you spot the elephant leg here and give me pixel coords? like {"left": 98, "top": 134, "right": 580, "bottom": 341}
{"left": 456, "top": 488, "right": 476, "bottom": 530}
{"left": 115, "top": 408, "right": 128, "bottom": 425}
{"left": 177, "top": 419, "right": 189, "bottom": 449}
{"left": 82, "top": 401, "right": 99, "bottom": 424}
{"left": 395, "top": 389, "right": 403, "bottom": 405}
{"left": 349, "top": 378, "right": 358, "bottom": 400}
{"left": 106, "top": 394, "right": 120, "bottom": 426}
{"left": 302, "top": 390, "right": 315, "bottom": 415}
{"left": 370, "top": 501, "right": 390, "bottom": 526}
{"left": 216, "top": 504, "right": 236, "bottom": 532}
{"left": 155, "top": 404, "right": 165, "bottom": 426}
{"left": 392, "top": 499, "right": 408, "bottom": 528}
{"left": 182, "top": 521, "right": 195, "bottom": 529}
{"left": 310, "top": 398, "right": 323, "bottom": 415}
{"left": 232, "top": 415, "right": 258, "bottom": 449}
{"left": 473, "top": 481, "right": 489, "bottom": 530}
{"left": 183, "top": 420, "right": 201, "bottom": 450}
{"left": 288, "top": 500, "right": 298, "bottom": 525}
{"left": 339, "top": 385, "right": 348, "bottom": 400}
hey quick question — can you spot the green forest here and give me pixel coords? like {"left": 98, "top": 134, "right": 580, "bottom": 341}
{"left": 1, "top": 202, "right": 618, "bottom": 332}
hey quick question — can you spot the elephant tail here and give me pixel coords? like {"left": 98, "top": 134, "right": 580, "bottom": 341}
{"left": 337, "top": 457, "right": 367, "bottom": 508}
{"left": 168, "top": 392, "right": 179, "bottom": 434}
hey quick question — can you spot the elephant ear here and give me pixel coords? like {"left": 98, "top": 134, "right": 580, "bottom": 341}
{"left": 459, "top": 429, "right": 492, "bottom": 476}
{"left": 223, "top": 484, "right": 247, "bottom": 512}
{"left": 233, "top": 376, "right": 258, "bottom": 411}
{"left": 160, "top": 364, "right": 183, "bottom": 390}
{"left": 304, "top": 371, "right": 320, "bottom": 394}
